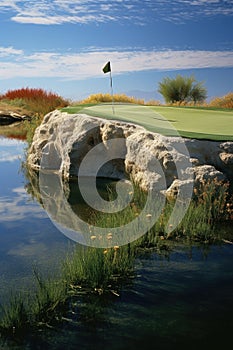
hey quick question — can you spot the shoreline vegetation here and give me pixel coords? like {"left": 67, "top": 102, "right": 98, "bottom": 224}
{"left": 0, "top": 175, "right": 232, "bottom": 339}
{"left": 0, "top": 88, "right": 232, "bottom": 342}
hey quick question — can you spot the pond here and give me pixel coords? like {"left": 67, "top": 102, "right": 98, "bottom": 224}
{"left": 0, "top": 129, "right": 233, "bottom": 349}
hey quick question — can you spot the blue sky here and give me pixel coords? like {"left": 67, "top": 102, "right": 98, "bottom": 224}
{"left": 0, "top": 0, "right": 232, "bottom": 102}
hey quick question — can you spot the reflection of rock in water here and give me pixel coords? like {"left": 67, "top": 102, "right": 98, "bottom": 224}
{"left": 68, "top": 177, "right": 118, "bottom": 221}
{"left": 26, "top": 169, "right": 87, "bottom": 245}
{"left": 0, "top": 110, "right": 31, "bottom": 125}
{"left": 25, "top": 167, "right": 119, "bottom": 224}
{"left": 25, "top": 168, "right": 116, "bottom": 246}
{"left": 0, "top": 122, "right": 28, "bottom": 140}
{"left": 25, "top": 167, "right": 164, "bottom": 248}
{"left": 24, "top": 167, "right": 44, "bottom": 206}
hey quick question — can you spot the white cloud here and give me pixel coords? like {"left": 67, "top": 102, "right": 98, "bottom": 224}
{"left": 0, "top": 46, "right": 23, "bottom": 56}
{"left": 0, "top": 1, "right": 19, "bottom": 10}
{"left": 0, "top": 137, "right": 23, "bottom": 147}
{"left": 0, "top": 47, "right": 232, "bottom": 80}
{"left": 0, "top": 0, "right": 232, "bottom": 25}
{"left": 11, "top": 13, "right": 115, "bottom": 25}
{"left": 0, "top": 137, "right": 25, "bottom": 162}
{"left": 0, "top": 152, "right": 21, "bottom": 162}
{"left": 0, "top": 188, "right": 47, "bottom": 222}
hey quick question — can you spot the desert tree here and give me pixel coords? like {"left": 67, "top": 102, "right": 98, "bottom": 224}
{"left": 158, "top": 75, "right": 207, "bottom": 104}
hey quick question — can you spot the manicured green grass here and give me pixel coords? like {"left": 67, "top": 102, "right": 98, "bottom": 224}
{"left": 150, "top": 106, "right": 233, "bottom": 141}
{"left": 61, "top": 104, "right": 233, "bottom": 141}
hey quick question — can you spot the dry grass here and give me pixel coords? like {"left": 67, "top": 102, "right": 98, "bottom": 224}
{"left": 209, "top": 92, "right": 233, "bottom": 109}
{"left": 0, "top": 101, "right": 33, "bottom": 116}
{"left": 166, "top": 91, "right": 233, "bottom": 109}
{"left": 77, "top": 93, "right": 145, "bottom": 105}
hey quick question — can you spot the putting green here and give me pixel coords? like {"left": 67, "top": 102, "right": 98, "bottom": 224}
{"left": 150, "top": 106, "right": 233, "bottom": 141}
{"left": 62, "top": 104, "right": 233, "bottom": 141}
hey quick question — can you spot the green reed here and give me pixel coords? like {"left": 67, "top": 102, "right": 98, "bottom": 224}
{"left": 92, "top": 178, "right": 232, "bottom": 246}
{"left": 0, "top": 245, "right": 135, "bottom": 337}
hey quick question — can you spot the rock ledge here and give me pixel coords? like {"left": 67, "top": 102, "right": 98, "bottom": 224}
{"left": 27, "top": 110, "right": 233, "bottom": 196}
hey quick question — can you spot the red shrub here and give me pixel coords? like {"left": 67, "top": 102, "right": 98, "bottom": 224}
{"left": 1, "top": 87, "right": 63, "bottom": 102}
{"left": 0, "top": 87, "right": 69, "bottom": 116}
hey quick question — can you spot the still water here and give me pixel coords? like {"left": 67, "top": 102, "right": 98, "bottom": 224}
{"left": 0, "top": 136, "right": 70, "bottom": 301}
{"left": 0, "top": 133, "right": 233, "bottom": 349}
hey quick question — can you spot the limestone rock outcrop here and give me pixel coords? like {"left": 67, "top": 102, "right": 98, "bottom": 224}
{"left": 27, "top": 110, "right": 233, "bottom": 196}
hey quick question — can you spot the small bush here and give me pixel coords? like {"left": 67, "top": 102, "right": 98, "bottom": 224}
{"left": 158, "top": 75, "right": 207, "bottom": 104}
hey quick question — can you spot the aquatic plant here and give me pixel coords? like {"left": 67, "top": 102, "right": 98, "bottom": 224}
{"left": 0, "top": 294, "right": 29, "bottom": 335}
{"left": 0, "top": 244, "right": 135, "bottom": 337}
{"left": 92, "top": 178, "right": 232, "bottom": 246}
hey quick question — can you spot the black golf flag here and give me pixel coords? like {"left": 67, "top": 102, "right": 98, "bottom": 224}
{"left": 102, "top": 61, "right": 111, "bottom": 74}
{"left": 102, "top": 60, "right": 114, "bottom": 114}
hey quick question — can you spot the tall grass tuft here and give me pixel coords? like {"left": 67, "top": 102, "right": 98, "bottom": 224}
{"left": 31, "top": 269, "right": 68, "bottom": 325}
{"left": 156, "top": 179, "right": 233, "bottom": 243}
{"left": 0, "top": 245, "right": 135, "bottom": 336}
{"left": 63, "top": 245, "right": 135, "bottom": 293}
{"left": 0, "top": 294, "right": 29, "bottom": 336}
{"left": 92, "top": 179, "right": 233, "bottom": 246}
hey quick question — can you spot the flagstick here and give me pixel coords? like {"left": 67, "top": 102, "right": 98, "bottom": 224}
{"left": 102, "top": 61, "right": 115, "bottom": 115}
{"left": 109, "top": 70, "right": 115, "bottom": 115}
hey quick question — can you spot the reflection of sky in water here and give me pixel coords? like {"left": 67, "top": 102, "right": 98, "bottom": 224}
{"left": 0, "top": 186, "right": 46, "bottom": 222}
{"left": 0, "top": 136, "right": 71, "bottom": 302}
{"left": 0, "top": 137, "right": 43, "bottom": 219}
{"left": 0, "top": 136, "right": 25, "bottom": 162}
